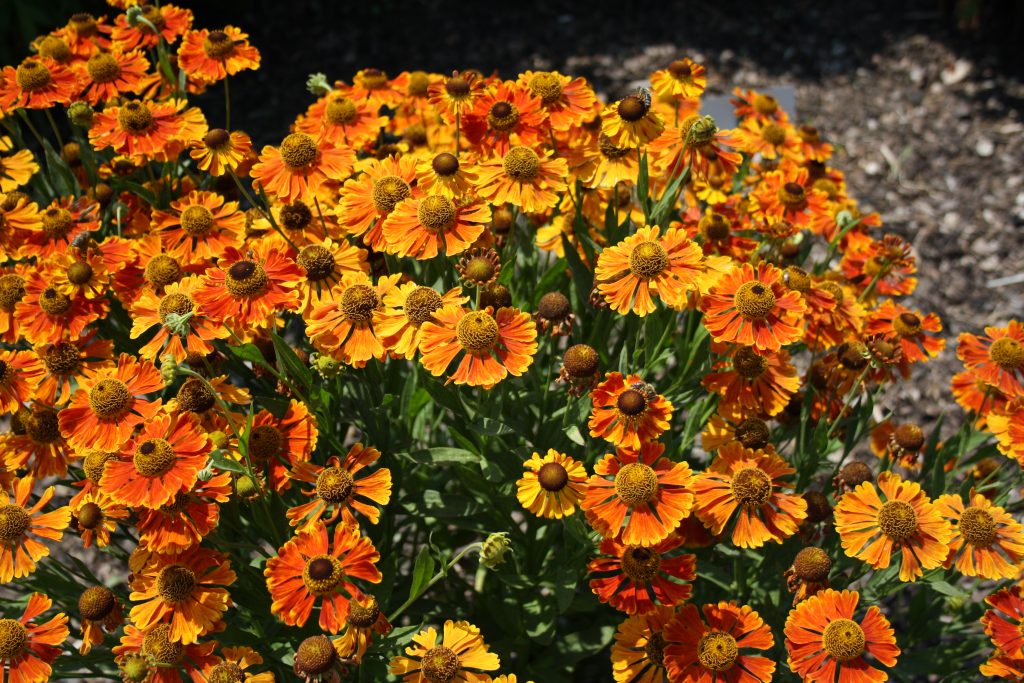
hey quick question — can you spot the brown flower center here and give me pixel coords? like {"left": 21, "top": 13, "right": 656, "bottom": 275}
{"left": 537, "top": 292, "right": 571, "bottom": 322}
{"left": 431, "top": 152, "right": 460, "bottom": 177}
{"left": 0, "top": 505, "right": 31, "bottom": 543}
{"left": 302, "top": 555, "right": 343, "bottom": 595}
{"left": 145, "top": 254, "right": 182, "bottom": 287}
{"left": 180, "top": 205, "right": 215, "bottom": 236}
{"left": 203, "top": 29, "right": 236, "bottom": 59}
{"left": 615, "top": 463, "right": 659, "bottom": 507}
{"left": 456, "top": 310, "right": 500, "bottom": 353}
{"left": 0, "top": 619, "right": 28, "bottom": 660}
{"left": 617, "top": 95, "right": 647, "bottom": 122}
{"left": 421, "top": 646, "right": 460, "bottom": 683}
{"left": 325, "top": 97, "right": 358, "bottom": 126}
{"left": 279, "top": 201, "right": 313, "bottom": 232}
{"left": 563, "top": 344, "right": 599, "bottom": 378}
{"left": 38, "top": 287, "right": 71, "bottom": 315}
{"left": 735, "top": 418, "right": 771, "bottom": 450}
{"left": 346, "top": 597, "right": 381, "bottom": 628}
{"left": 208, "top": 663, "right": 245, "bottom": 683}
{"left": 294, "top": 635, "right": 337, "bottom": 676}
{"left": 644, "top": 633, "right": 666, "bottom": 668}
{"left": 893, "top": 423, "right": 925, "bottom": 452}
{"left": 41, "top": 207, "right": 74, "bottom": 238}
{"left": 204, "top": 128, "right": 231, "bottom": 150}
{"left": 341, "top": 284, "right": 380, "bottom": 323}
{"left": 734, "top": 282, "right": 777, "bottom": 320}
{"left": 134, "top": 438, "right": 176, "bottom": 477}
{"left": 537, "top": 462, "right": 569, "bottom": 492}
{"left": 0, "top": 274, "right": 26, "bottom": 312}
{"left": 620, "top": 545, "right": 661, "bottom": 582}
{"left": 892, "top": 312, "right": 922, "bottom": 337}
{"left": 158, "top": 292, "right": 194, "bottom": 323}
{"left": 418, "top": 195, "right": 457, "bottom": 232}
{"left": 629, "top": 241, "right": 669, "bottom": 279}
{"left": 316, "top": 467, "right": 355, "bottom": 503}
{"left": 822, "top": 619, "right": 866, "bottom": 663}
{"left": 733, "top": 346, "right": 768, "bottom": 380}
{"left": 83, "top": 450, "right": 115, "bottom": 483}
{"left": 117, "top": 101, "right": 154, "bottom": 134}
{"left": 503, "top": 146, "right": 540, "bottom": 182}
{"left": 76, "top": 502, "right": 104, "bottom": 530}
{"left": 176, "top": 377, "right": 216, "bottom": 413}
{"left": 16, "top": 60, "right": 52, "bottom": 91}
{"left": 761, "top": 123, "right": 787, "bottom": 146}
{"left": 731, "top": 467, "right": 772, "bottom": 507}
{"left": 488, "top": 100, "right": 520, "bottom": 132}
{"left": 225, "top": 260, "right": 268, "bottom": 297}
{"left": 878, "top": 500, "right": 918, "bottom": 541}
{"left": 697, "top": 631, "right": 738, "bottom": 672}
{"left": 89, "top": 378, "right": 132, "bottom": 418}
{"left": 990, "top": 337, "right": 1024, "bottom": 371}
{"left": 959, "top": 506, "right": 997, "bottom": 548}
{"left": 78, "top": 586, "right": 116, "bottom": 621}
{"left": 86, "top": 52, "right": 121, "bottom": 83}
{"left": 668, "top": 60, "right": 692, "bottom": 78}
{"left": 249, "top": 424, "right": 282, "bottom": 461}
{"left": 279, "top": 133, "right": 318, "bottom": 169}
{"left": 23, "top": 408, "right": 60, "bottom": 444}
{"left": 792, "top": 547, "right": 831, "bottom": 581}
{"left": 372, "top": 176, "right": 412, "bottom": 214}
{"left": 404, "top": 287, "right": 443, "bottom": 325}
{"left": 157, "top": 564, "right": 197, "bottom": 603}
{"left": 528, "top": 72, "right": 563, "bottom": 104}
{"left": 616, "top": 389, "right": 648, "bottom": 416}
{"left": 296, "top": 245, "right": 335, "bottom": 282}
{"left": 142, "top": 624, "right": 184, "bottom": 665}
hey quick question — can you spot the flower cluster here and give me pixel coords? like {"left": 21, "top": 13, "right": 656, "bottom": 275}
{"left": 0, "top": 4, "right": 1019, "bottom": 683}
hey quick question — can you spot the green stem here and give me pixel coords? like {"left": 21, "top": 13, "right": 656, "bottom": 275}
{"left": 44, "top": 109, "right": 65, "bottom": 151}
{"left": 387, "top": 542, "right": 483, "bottom": 623}
{"left": 223, "top": 73, "right": 231, "bottom": 130}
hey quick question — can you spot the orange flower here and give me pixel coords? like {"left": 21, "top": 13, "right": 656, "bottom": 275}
{"left": 475, "top": 146, "right": 568, "bottom": 213}
{"left": 177, "top": 26, "right": 260, "bottom": 82}
{"left": 193, "top": 243, "right": 302, "bottom": 332}
{"left": 428, "top": 70, "right": 486, "bottom": 123}
{"left": 129, "top": 277, "right": 230, "bottom": 363}
{"left": 76, "top": 48, "right": 149, "bottom": 104}
{"left": 749, "top": 166, "right": 831, "bottom": 234}
{"left": 113, "top": 624, "right": 216, "bottom": 683}
{"left": 934, "top": 491, "right": 1024, "bottom": 580}
{"left": 243, "top": 399, "right": 318, "bottom": 493}
{"left": 129, "top": 547, "right": 235, "bottom": 644}
{"left": 305, "top": 273, "right": 400, "bottom": 367}
{"left": 332, "top": 591, "right": 392, "bottom": 664}
{"left": 0, "top": 405, "right": 76, "bottom": 479}
{"left": 57, "top": 353, "right": 163, "bottom": 452}
{"left": 135, "top": 471, "right": 231, "bottom": 554}
{"left": 0, "top": 193, "right": 41, "bottom": 257}
{"left": 199, "top": 647, "right": 275, "bottom": 683}
{"left": 517, "top": 70, "right": 596, "bottom": 131}
{"left": 784, "top": 589, "right": 899, "bottom": 683}
{"left": 388, "top": 620, "right": 500, "bottom": 683}
{"left": 589, "top": 373, "right": 673, "bottom": 450}
{"left": 957, "top": 321, "right": 1024, "bottom": 399}
{"left": 610, "top": 606, "right": 674, "bottom": 683}
{"left": 153, "top": 190, "right": 244, "bottom": 264}
{"left": 864, "top": 300, "right": 945, "bottom": 369}
{"left": 375, "top": 282, "right": 468, "bottom": 360}
{"left": 110, "top": 3, "right": 193, "bottom": 49}
{"left": 691, "top": 443, "right": 808, "bottom": 549}
{"left": 834, "top": 471, "right": 952, "bottom": 582}
{"left": 33, "top": 335, "right": 114, "bottom": 406}
{"left": 730, "top": 116, "right": 800, "bottom": 160}
{"left": 286, "top": 443, "right": 393, "bottom": 531}
{"left": 0, "top": 350, "right": 44, "bottom": 414}
{"left": 14, "top": 274, "right": 109, "bottom": 345}
{"left": 54, "top": 13, "right": 114, "bottom": 58}
{"left": 0, "top": 137, "right": 39, "bottom": 192}
{"left": 649, "top": 115, "right": 744, "bottom": 181}
{"left": 462, "top": 80, "right": 545, "bottom": 155}
{"left": 568, "top": 134, "right": 638, "bottom": 190}
{"left": 702, "top": 346, "right": 800, "bottom": 421}
{"left": 71, "top": 488, "right": 128, "bottom": 548}
{"left": 601, "top": 92, "right": 664, "bottom": 148}
{"left": 701, "top": 262, "right": 807, "bottom": 352}
{"left": 0, "top": 476, "right": 70, "bottom": 583}
{"left": 348, "top": 68, "right": 406, "bottom": 109}
{"left": 189, "top": 128, "right": 253, "bottom": 176}
{"left": 337, "top": 155, "right": 420, "bottom": 251}
{"left": 0, "top": 593, "right": 69, "bottom": 683}
{"left": 77, "top": 586, "right": 124, "bottom": 656}
{"left": 983, "top": 585, "right": 1024, "bottom": 659}
{"left": 595, "top": 225, "right": 707, "bottom": 316}
{"left": 90, "top": 99, "right": 207, "bottom": 160}
{"left": 416, "top": 152, "right": 479, "bottom": 199}
{"left": 582, "top": 442, "right": 695, "bottom": 546}
{"left": 588, "top": 535, "right": 696, "bottom": 615}
{"left": 1, "top": 57, "right": 80, "bottom": 109}
{"left": 419, "top": 305, "right": 538, "bottom": 388}
{"left": 264, "top": 522, "right": 382, "bottom": 633}
{"left": 293, "top": 237, "right": 370, "bottom": 315}
{"left": 382, "top": 195, "right": 492, "bottom": 259}
{"left": 296, "top": 90, "right": 388, "bottom": 148}
{"left": 24, "top": 197, "right": 101, "bottom": 260}
{"left": 102, "top": 411, "right": 211, "bottom": 509}
{"left": 250, "top": 132, "right": 355, "bottom": 205}
{"left": 663, "top": 602, "right": 775, "bottom": 683}
{"left": 515, "top": 449, "right": 588, "bottom": 520}
{"left": 840, "top": 234, "right": 917, "bottom": 298}
{"left": 650, "top": 58, "right": 706, "bottom": 100}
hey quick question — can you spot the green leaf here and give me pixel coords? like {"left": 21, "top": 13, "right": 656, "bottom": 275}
{"left": 208, "top": 449, "right": 247, "bottom": 474}
{"left": 408, "top": 546, "right": 436, "bottom": 602}
{"left": 227, "top": 342, "right": 267, "bottom": 366}
{"left": 270, "top": 332, "right": 312, "bottom": 391}
{"left": 404, "top": 447, "right": 479, "bottom": 464}
{"left": 473, "top": 417, "right": 514, "bottom": 436}
{"left": 565, "top": 424, "right": 586, "bottom": 446}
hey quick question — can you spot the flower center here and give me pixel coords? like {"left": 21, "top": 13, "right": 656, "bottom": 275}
{"left": 668, "top": 60, "right": 692, "bottom": 78}
{"left": 697, "top": 631, "right": 738, "bottom": 672}
{"left": 617, "top": 95, "right": 647, "bottom": 122}
{"left": 784, "top": 266, "right": 811, "bottom": 293}
{"left": 615, "top": 463, "right": 659, "bottom": 507}
{"left": 76, "top": 502, "right": 104, "bottom": 530}
{"left": 734, "top": 282, "right": 777, "bottom": 321}
{"left": 792, "top": 547, "right": 831, "bottom": 581}
{"left": 819, "top": 281, "right": 844, "bottom": 305}
{"left": 598, "top": 134, "right": 632, "bottom": 160}
{"left": 644, "top": 633, "right": 666, "bottom": 667}
{"left": 778, "top": 182, "right": 806, "bottom": 208}
{"left": 145, "top": 254, "right": 182, "bottom": 287}
{"left": 731, "top": 467, "right": 772, "bottom": 507}
{"left": 358, "top": 68, "right": 388, "bottom": 90}
{"left": 422, "top": 646, "right": 461, "bottom": 683}
{"left": 15, "top": 59, "right": 52, "bottom": 91}
{"left": 69, "top": 13, "right": 99, "bottom": 36}
{"left": 0, "top": 274, "right": 26, "bottom": 312}
{"left": 134, "top": 438, "right": 176, "bottom": 477}
{"left": 878, "top": 500, "right": 917, "bottom": 541}
{"left": 528, "top": 72, "right": 563, "bottom": 104}
{"left": 537, "top": 462, "right": 569, "bottom": 492}
{"left": 249, "top": 425, "right": 283, "bottom": 461}
{"left": 22, "top": 408, "right": 59, "bottom": 445}
{"left": 203, "top": 29, "right": 236, "bottom": 59}
{"left": 66, "top": 260, "right": 93, "bottom": 286}
{"left": 0, "top": 619, "right": 28, "bottom": 660}
{"left": 225, "top": 260, "right": 268, "bottom": 297}
{"left": 204, "top": 128, "right": 231, "bottom": 150}
{"left": 38, "top": 287, "right": 71, "bottom": 315}
{"left": 408, "top": 71, "right": 430, "bottom": 96}
{"left": 156, "top": 564, "right": 197, "bottom": 603}
{"left": 735, "top": 418, "right": 770, "bottom": 450}
{"left": 180, "top": 205, "right": 215, "bottom": 236}
{"left": 761, "top": 123, "right": 787, "bottom": 146}
{"left": 616, "top": 389, "right": 648, "bottom": 416}
{"left": 418, "top": 195, "right": 457, "bottom": 232}
{"left": 538, "top": 292, "right": 571, "bottom": 322}
{"left": 404, "top": 287, "right": 443, "bottom": 325}
{"left": 291, "top": 247, "right": 333, "bottom": 284}
{"left": 822, "top": 619, "right": 866, "bottom": 663}
{"left": 279, "top": 133, "right": 318, "bottom": 169}
{"left": 682, "top": 115, "right": 718, "bottom": 147}
{"left": 445, "top": 76, "right": 471, "bottom": 98}
{"left": 121, "top": 654, "right": 151, "bottom": 683}
{"left": 452, "top": 313, "right": 499, "bottom": 357}
{"left": 372, "top": 176, "right": 412, "bottom": 214}
{"left": 294, "top": 635, "right": 337, "bottom": 676}
{"left": 302, "top": 555, "right": 343, "bottom": 595}
{"left": 208, "top": 663, "right": 245, "bottom": 683}
{"left": 488, "top": 100, "right": 520, "bottom": 132}
{"left": 316, "top": 467, "right": 355, "bottom": 503}
{"left": 41, "top": 207, "right": 74, "bottom": 238}
{"left": 83, "top": 450, "right": 115, "bottom": 483}
{"left": 628, "top": 241, "right": 669, "bottom": 279}
{"left": 701, "top": 213, "right": 731, "bottom": 241}
{"left": 325, "top": 96, "right": 358, "bottom": 125}
{"left": 279, "top": 201, "right": 313, "bottom": 232}
{"left": 892, "top": 312, "right": 922, "bottom": 337}
{"left": 503, "top": 146, "right": 540, "bottom": 182}
{"left": 0, "top": 505, "right": 30, "bottom": 543}
{"left": 620, "top": 545, "right": 661, "bottom": 582}
{"left": 893, "top": 423, "right": 925, "bottom": 451}
{"left": 138, "top": 5, "right": 167, "bottom": 32}
{"left": 159, "top": 292, "right": 194, "bottom": 324}
{"left": 142, "top": 625, "right": 184, "bottom": 665}
{"left": 346, "top": 597, "right": 381, "bottom": 628}
{"left": 733, "top": 346, "right": 768, "bottom": 380}
{"left": 341, "top": 284, "right": 380, "bottom": 323}
{"left": 753, "top": 94, "right": 778, "bottom": 115}
{"left": 431, "top": 152, "right": 460, "bottom": 177}
{"left": 118, "top": 101, "right": 154, "bottom": 134}
{"left": 990, "top": 337, "right": 1024, "bottom": 371}
{"left": 959, "top": 506, "right": 997, "bottom": 547}
{"left": 89, "top": 378, "right": 132, "bottom": 418}
{"left": 78, "top": 586, "right": 116, "bottom": 621}
{"left": 563, "top": 344, "right": 599, "bottom": 378}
